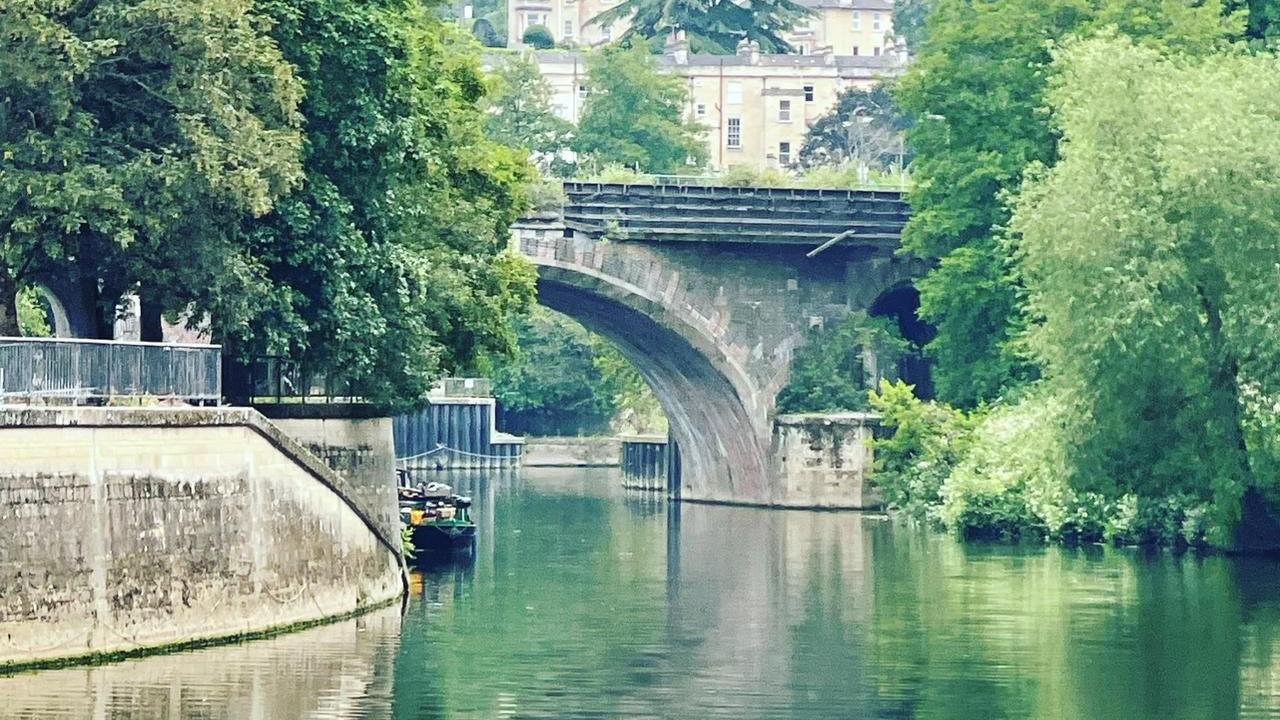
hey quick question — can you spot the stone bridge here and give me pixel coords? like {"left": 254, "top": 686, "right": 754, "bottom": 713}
{"left": 515, "top": 182, "right": 922, "bottom": 507}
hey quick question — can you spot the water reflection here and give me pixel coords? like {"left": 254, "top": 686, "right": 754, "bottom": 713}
{"left": 0, "top": 606, "right": 402, "bottom": 719}
{"left": 6, "top": 468, "right": 1280, "bottom": 719}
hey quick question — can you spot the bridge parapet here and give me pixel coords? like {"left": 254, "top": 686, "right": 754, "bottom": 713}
{"left": 561, "top": 182, "right": 908, "bottom": 251}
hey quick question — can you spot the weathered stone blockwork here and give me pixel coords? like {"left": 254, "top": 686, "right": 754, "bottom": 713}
{"left": 770, "top": 413, "right": 881, "bottom": 509}
{"left": 0, "top": 406, "right": 403, "bottom": 670}
{"left": 518, "top": 221, "right": 912, "bottom": 505}
{"left": 269, "top": 414, "right": 399, "bottom": 555}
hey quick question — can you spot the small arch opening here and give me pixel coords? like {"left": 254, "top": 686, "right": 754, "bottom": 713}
{"left": 869, "top": 284, "right": 935, "bottom": 399}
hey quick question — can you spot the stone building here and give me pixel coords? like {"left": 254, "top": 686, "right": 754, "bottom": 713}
{"left": 507, "top": 0, "right": 899, "bottom": 57}
{"left": 525, "top": 40, "right": 905, "bottom": 170}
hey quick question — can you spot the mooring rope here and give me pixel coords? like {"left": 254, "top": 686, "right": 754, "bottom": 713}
{"left": 395, "top": 443, "right": 516, "bottom": 463}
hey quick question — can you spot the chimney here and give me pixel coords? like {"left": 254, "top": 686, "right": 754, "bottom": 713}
{"left": 666, "top": 29, "right": 689, "bottom": 64}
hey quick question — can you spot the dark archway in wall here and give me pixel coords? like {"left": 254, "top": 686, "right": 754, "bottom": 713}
{"left": 869, "top": 284, "right": 935, "bottom": 399}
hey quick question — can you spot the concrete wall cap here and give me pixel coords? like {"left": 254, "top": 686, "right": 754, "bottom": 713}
{"left": 774, "top": 412, "right": 881, "bottom": 425}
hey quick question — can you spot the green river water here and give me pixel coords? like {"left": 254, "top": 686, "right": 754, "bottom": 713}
{"left": 5, "top": 468, "right": 1280, "bottom": 719}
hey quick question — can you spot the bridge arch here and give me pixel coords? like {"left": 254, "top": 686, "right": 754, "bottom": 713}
{"left": 530, "top": 243, "right": 771, "bottom": 503}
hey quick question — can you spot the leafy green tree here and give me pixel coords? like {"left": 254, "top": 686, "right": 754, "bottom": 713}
{"left": 473, "top": 18, "right": 503, "bottom": 48}
{"left": 574, "top": 45, "right": 707, "bottom": 174}
{"left": 231, "top": 0, "right": 536, "bottom": 406}
{"left": 895, "top": 0, "right": 1238, "bottom": 407}
{"left": 1009, "top": 36, "right": 1280, "bottom": 545}
{"left": 485, "top": 53, "right": 575, "bottom": 175}
{"left": 777, "top": 313, "right": 909, "bottom": 414}
{"left": 893, "top": 0, "right": 933, "bottom": 52}
{"left": 1229, "top": 0, "right": 1280, "bottom": 41}
{"left": 492, "top": 309, "right": 617, "bottom": 435}
{"left": 491, "top": 308, "right": 663, "bottom": 435}
{"left": 798, "top": 84, "right": 907, "bottom": 170}
{"left": 0, "top": 0, "right": 305, "bottom": 337}
{"left": 592, "top": 0, "right": 810, "bottom": 54}
{"left": 16, "top": 288, "right": 51, "bottom": 337}
{"left": 522, "top": 24, "right": 555, "bottom": 49}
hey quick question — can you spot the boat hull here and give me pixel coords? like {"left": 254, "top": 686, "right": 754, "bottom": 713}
{"left": 409, "top": 522, "right": 477, "bottom": 553}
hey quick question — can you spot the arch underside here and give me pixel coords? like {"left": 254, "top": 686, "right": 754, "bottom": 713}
{"left": 536, "top": 274, "right": 771, "bottom": 504}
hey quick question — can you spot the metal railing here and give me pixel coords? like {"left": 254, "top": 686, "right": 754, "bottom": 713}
{"left": 0, "top": 337, "right": 221, "bottom": 404}
{"left": 237, "top": 357, "right": 366, "bottom": 404}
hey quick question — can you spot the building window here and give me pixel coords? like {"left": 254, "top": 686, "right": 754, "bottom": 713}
{"left": 853, "top": 10, "right": 862, "bottom": 30}
{"left": 779, "top": 142, "right": 792, "bottom": 166}
{"left": 727, "top": 118, "right": 742, "bottom": 148}
{"left": 601, "top": 24, "right": 612, "bottom": 41}
{"left": 778, "top": 99, "right": 792, "bottom": 122}
{"left": 578, "top": 84, "right": 588, "bottom": 101}
{"left": 696, "top": 103, "right": 707, "bottom": 118}
{"left": 874, "top": 47, "right": 881, "bottom": 56}
{"left": 563, "top": 20, "right": 574, "bottom": 37}
{"left": 852, "top": 45, "right": 860, "bottom": 56}
{"left": 727, "top": 81, "right": 743, "bottom": 105}
{"left": 803, "top": 85, "right": 814, "bottom": 102}
{"left": 873, "top": 12, "right": 882, "bottom": 31}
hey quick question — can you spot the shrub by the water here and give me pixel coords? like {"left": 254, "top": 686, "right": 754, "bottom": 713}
{"left": 869, "top": 382, "right": 1211, "bottom": 547}
{"left": 868, "top": 380, "right": 975, "bottom": 519}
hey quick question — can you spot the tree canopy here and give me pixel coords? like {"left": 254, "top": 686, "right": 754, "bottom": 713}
{"left": 232, "top": 0, "right": 536, "bottom": 406}
{"left": 0, "top": 0, "right": 305, "bottom": 337}
{"left": 894, "top": 0, "right": 1240, "bottom": 407}
{"left": 491, "top": 308, "right": 664, "bottom": 436}
{"left": 574, "top": 45, "right": 707, "bottom": 174}
{"left": 1010, "top": 36, "right": 1280, "bottom": 544}
{"left": 798, "top": 84, "right": 907, "bottom": 170}
{"left": 2, "top": 0, "right": 537, "bottom": 407}
{"left": 485, "top": 53, "right": 575, "bottom": 176}
{"left": 591, "top": 0, "right": 810, "bottom": 54}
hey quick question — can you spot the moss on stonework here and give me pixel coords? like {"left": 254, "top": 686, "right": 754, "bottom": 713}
{"left": 0, "top": 595, "right": 402, "bottom": 676}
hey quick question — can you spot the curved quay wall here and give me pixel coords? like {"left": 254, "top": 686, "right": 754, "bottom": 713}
{"left": 0, "top": 406, "right": 404, "bottom": 672}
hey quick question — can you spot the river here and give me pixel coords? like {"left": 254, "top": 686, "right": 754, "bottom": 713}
{"left": 4, "top": 468, "right": 1280, "bottom": 719}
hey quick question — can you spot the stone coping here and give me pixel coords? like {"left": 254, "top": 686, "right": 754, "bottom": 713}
{"left": 774, "top": 412, "right": 881, "bottom": 425}
{"left": 0, "top": 404, "right": 405, "bottom": 570}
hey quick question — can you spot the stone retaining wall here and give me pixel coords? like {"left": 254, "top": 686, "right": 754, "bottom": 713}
{"left": 521, "top": 437, "right": 621, "bottom": 467}
{"left": 0, "top": 406, "right": 403, "bottom": 671}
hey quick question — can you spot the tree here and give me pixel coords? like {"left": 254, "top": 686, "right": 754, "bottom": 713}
{"left": 574, "top": 45, "right": 707, "bottom": 174}
{"left": 893, "top": 0, "right": 933, "bottom": 52}
{"left": 1229, "top": 0, "right": 1280, "bottom": 41}
{"left": 230, "top": 0, "right": 536, "bottom": 406}
{"left": 777, "top": 313, "right": 910, "bottom": 414}
{"left": 591, "top": 0, "right": 810, "bottom": 54}
{"left": 490, "top": 308, "right": 663, "bottom": 435}
{"left": 473, "top": 18, "right": 503, "bottom": 48}
{"left": 16, "top": 288, "right": 51, "bottom": 337}
{"left": 522, "top": 25, "right": 555, "bottom": 49}
{"left": 894, "top": 0, "right": 1239, "bottom": 407}
{"left": 798, "top": 84, "right": 907, "bottom": 171}
{"left": 1009, "top": 36, "right": 1280, "bottom": 545}
{"left": 485, "top": 53, "right": 575, "bottom": 175}
{"left": 0, "top": 0, "right": 305, "bottom": 337}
